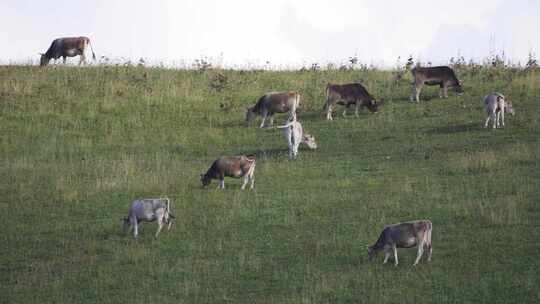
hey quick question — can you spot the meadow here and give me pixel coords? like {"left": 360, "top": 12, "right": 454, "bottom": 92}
{"left": 1, "top": 63, "right": 539, "bottom": 303}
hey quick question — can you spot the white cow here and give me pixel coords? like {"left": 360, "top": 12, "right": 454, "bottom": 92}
{"left": 122, "top": 198, "right": 174, "bottom": 238}
{"left": 484, "top": 92, "right": 515, "bottom": 129}
{"left": 276, "top": 116, "right": 317, "bottom": 159}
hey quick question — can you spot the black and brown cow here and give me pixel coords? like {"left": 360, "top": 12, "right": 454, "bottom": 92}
{"left": 40, "top": 36, "right": 96, "bottom": 66}
{"left": 410, "top": 66, "right": 463, "bottom": 102}
{"left": 246, "top": 91, "right": 300, "bottom": 128}
{"left": 201, "top": 155, "right": 256, "bottom": 190}
{"left": 323, "top": 83, "right": 379, "bottom": 120}
{"left": 368, "top": 220, "right": 433, "bottom": 266}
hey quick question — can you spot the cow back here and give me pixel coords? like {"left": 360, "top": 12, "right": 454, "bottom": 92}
{"left": 413, "top": 66, "right": 460, "bottom": 86}
{"left": 260, "top": 91, "right": 298, "bottom": 114}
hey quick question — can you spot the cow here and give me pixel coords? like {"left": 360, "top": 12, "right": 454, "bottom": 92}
{"left": 201, "top": 155, "right": 256, "bottom": 189}
{"left": 246, "top": 91, "right": 300, "bottom": 128}
{"left": 484, "top": 92, "right": 515, "bottom": 129}
{"left": 410, "top": 66, "right": 463, "bottom": 102}
{"left": 276, "top": 115, "right": 317, "bottom": 159}
{"left": 323, "top": 83, "right": 379, "bottom": 121}
{"left": 40, "top": 36, "right": 96, "bottom": 66}
{"left": 122, "top": 198, "right": 175, "bottom": 238}
{"left": 367, "top": 220, "right": 432, "bottom": 266}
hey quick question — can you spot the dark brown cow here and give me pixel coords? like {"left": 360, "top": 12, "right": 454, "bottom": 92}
{"left": 410, "top": 66, "right": 463, "bottom": 102}
{"left": 246, "top": 91, "right": 300, "bottom": 128}
{"left": 40, "top": 36, "right": 96, "bottom": 66}
{"left": 323, "top": 83, "right": 379, "bottom": 120}
{"left": 368, "top": 220, "right": 433, "bottom": 266}
{"left": 201, "top": 155, "right": 256, "bottom": 189}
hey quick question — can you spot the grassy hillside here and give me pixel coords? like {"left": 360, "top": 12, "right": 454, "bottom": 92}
{"left": 1, "top": 65, "right": 539, "bottom": 303}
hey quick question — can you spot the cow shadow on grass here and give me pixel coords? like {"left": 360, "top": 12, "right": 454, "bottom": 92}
{"left": 427, "top": 122, "right": 480, "bottom": 135}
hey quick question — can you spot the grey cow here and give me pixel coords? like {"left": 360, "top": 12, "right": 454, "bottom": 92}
{"left": 323, "top": 83, "right": 379, "bottom": 120}
{"left": 484, "top": 92, "right": 515, "bottom": 129}
{"left": 122, "top": 198, "right": 174, "bottom": 238}
{"left": 246, "top": 91, "right": 300, "bottom": 128}
{"left": 410, "top": 66, "right": 463, "bottom": 102}
{"left": 368, "top": 220, "right": 433, "bottom": 266}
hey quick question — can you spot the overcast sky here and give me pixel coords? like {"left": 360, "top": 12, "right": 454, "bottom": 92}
{"left": 1, "top": 0, "right": 538, "bottom": 68}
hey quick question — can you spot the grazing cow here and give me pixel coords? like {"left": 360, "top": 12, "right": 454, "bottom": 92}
{"left": 40, "top": 36, "right": 96, "bottom": 66}
{"left": 246, "top": 91, "right": 300, "bottom": 128}
{"left": 276, "top": 116, "right": 317, "bottom": 159}
{"left": 323, "top": 83, "right": 379, "bottom": 121}
{"left": 201, "top": 155, "right": 256, "bottom": 189}
{"left": 122, "top": 198, "right": 175, "bottom": 238}
{"left": 368, "top": 220, "right": 432, "bottom": 266}
{"left": 484, "top": 92, "right": 515, "bottom": 129}
{"left": 410, "top": 66, "right": 463, "bottom": 102}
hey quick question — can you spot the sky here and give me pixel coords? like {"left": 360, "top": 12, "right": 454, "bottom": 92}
{"left": 0, "top": 0, "right": 538, "bottom": 68}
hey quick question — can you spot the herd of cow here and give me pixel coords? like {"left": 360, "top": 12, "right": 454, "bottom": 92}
{"left": 41, "top": 36, "right": 515, "bottom": 266}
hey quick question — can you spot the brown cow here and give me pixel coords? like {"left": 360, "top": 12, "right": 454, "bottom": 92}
{"left": 368, "top": 220, "right": 433, "bottom": 266}
{"left": 246, "top": 91, "right": 300, "bottom": 128}
{"left": 201, "top": 155, "right": 256, "bottom": 189}
{"left": 40, "top": 36, "right": 96, "bottom": 66}
{"left": 410, "top": 66, "right": 463, "bottom": 102}
{"left": 323, "top": 83, "right": 379, "bottom": 120}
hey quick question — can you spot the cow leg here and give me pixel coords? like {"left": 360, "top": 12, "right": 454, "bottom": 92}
{"left": 491, "top": 112, "right": 497, "bottom": 129}
{"left": 500, "top": 108, "right": 505, "bottom": 127}
{"left": 249, "top": 174, "right": 255, "bottom": 189}
{"left": 427, "top": 238, "right": 433, "bottom": 262}
{"left": 413, "top": 242, "right": 424, "bottom": 266}
{"left": 133, "top": 219, "right": 139, "bottom": 238}
{"left": 443, "top": 85, "right": 448, "bottom": 98}
{"left": 383, "top": 250, "right": 391, "bottom": 264}
{"left": 288, "top": 136, "right": 294, "bottom": 159}
{"left": 155, "top": 220, "right": 164, "bottom": 238}
{"left": 241, "top": 174, "right": 249, "bottom": 190}
{"left": 219, "top": 178, "right": 225, "bottom": 189}
{"left": 62, "top": 56, "right": 67, "bottom": 64}
{"left": 326, "top": 104, "right": 333, "bottom": 121}
{"left": 79, "top": 54, "right": 86, "bottom": 65}
{"left": 342, "top": 107, "right": 347, "bottom": 118}
{"left": 393, "top": 245, "right": 399, "bottom": 266}
{"left": 355, "top": 102, "right": 360, "bottom": 118}
{"left": 412, "top": 83, "right": 423, "bottom": 102}
{"left": 484, "top": 114, "right": 491, "bottom": 128}
{"left": 268, "top": 115, "right": 274, "bottom": 127}
{"left": 411, "top": 83, "right": 421, "bottom": 102}
{"left": 439, "top": 86, "right": 444, "bottom": 98}
{"left": 259, "top": 115, "right": 267, "bottom": 128}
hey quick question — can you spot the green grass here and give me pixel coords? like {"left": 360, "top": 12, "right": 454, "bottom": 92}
{"left": 1, "top": 65, "right": 539, "bottom": 303}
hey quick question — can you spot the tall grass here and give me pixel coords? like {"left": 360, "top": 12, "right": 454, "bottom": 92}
{"left": 1, "top": 64, "right": 539, "bottom": 303}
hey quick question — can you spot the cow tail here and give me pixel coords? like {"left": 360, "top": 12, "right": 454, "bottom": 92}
{"left": 425, "top": 221, "right": 432, "bottom": 248}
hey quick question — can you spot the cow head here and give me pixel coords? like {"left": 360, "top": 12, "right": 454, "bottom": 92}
{"left": 302, "top": 133, "right": 318, "bottom": 149}
{"left": 39, "top": 53, "right": 50, "bottom": 66}
{"left": 200, "top": 173, "right": 212, "bottom": 187}
{"left": 245, "top": 107, "right": 257, "bottom": 124}
{"left": 367, "top": 245, "right": 377, "bottom": 261}
{"left": 454, "top": 80, "right": 464, "bottom": 94}
{"left": 365, "top": 99, "right": 379, "bottom": 113}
